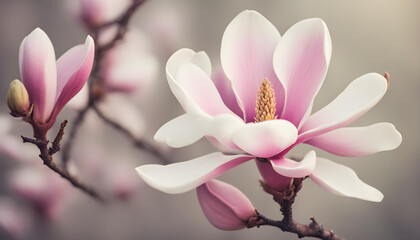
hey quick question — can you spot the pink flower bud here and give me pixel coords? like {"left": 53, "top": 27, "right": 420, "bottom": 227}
{"left": 196, "top": 179, "right": 256, "bottom": 230}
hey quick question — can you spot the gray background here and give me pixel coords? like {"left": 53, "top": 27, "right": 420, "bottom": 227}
{"left": 0, "top": 0, "right": 419, "bottom": 239}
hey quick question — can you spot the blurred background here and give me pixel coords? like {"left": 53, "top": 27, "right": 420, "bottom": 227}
{"left": 0, "top": 0, "right": 419, "bottom": 239}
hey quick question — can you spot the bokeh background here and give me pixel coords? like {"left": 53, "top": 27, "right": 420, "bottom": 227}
{"left": 0, "top": 0, "right": 419, "bottom": 239}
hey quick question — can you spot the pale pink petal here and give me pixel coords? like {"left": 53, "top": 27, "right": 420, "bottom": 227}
{"left": 98, "top": 94, "right": 145, "bottom": 139}
{"left": 274, "top": 18, "right": 331, "bottom": 128}
{"left": 310, "top": 157, "right": 383, "bottom": 202}
{"left": 232, "top": 120, "right": 297, "bottom": 158}
{"left": 305, "top": 123, "right": 402, "bottom": 157}
{"left": 175, "top": 62, "right": 234, "bottom": 116}
{"left": 166, "top": 48, "right": 233, "bottom": 117}
{"left": 212, "top": 68, "right": 243, "bottom": 117}
{"left": 135, "top": 152, "right": 254, "bottom": 194}
{"left": 19, "top": 28, "right": 57, "bottom": 123}
{"left": 299, "top": 73, "right": 388, "bottom": 142}
{"left": 154, "top": 114, "right": 206, "bottom": 148}
{"left": 221, "top": 10, "right": 284, "bottom": 122}
{"left": 66, "top": 82, "right": 88, "bottom": 110}
{"left": 270, "top": 151, "right": 316, "bottom": 178}
{"left": 197, "top": 179, "right": 255, "bottom": 230}
{"left": 53, "top": 36, "right": 94, "bottom": 118}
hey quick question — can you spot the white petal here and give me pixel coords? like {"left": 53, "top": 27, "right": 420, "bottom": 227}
{"left": 135, "top": 152, "right": 253, "bottom": 194}
{"left": 310, "top": 158, "right": 384, "bottom": 202}
{"left": 299, "top": 73, "right": 388, "bottom": 142}
{"left": 154, "top": 114, "right": 206, "bottom": 148}
{"left": 232, "top": 120, "right": 297, "bottom": 158}
{"left": 270, "top": 150, "right": 316, "bottom": 177}
{"left": 305, "top": 123, "right": 402, "bottom": 157}
{"left": 155, "top": 113, "right": 244, "bottom": 150}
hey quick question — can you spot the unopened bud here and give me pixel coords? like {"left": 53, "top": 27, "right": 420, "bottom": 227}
{"left": 196, "top": 179, "right": 256, "bottom": 230}
{"left": 6, "top": 80, "right": 30, "bottom": 117}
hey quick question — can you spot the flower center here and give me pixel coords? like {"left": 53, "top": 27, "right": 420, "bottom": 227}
{"left": 255, "top": 78, "right": 277, "bottom": 122}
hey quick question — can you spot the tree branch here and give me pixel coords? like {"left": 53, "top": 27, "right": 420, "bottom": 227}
{"left": 22, "top": 126, "right": 105, "bottom": 202}
{"left": 92, "top": 105, "right": 171, "bottom": 164}
{"left": 248, "top": 179, "right": 344, "bottom": 240}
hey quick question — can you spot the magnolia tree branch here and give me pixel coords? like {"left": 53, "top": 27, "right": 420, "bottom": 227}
{"left": 248, "top": 179, "right": 344, "bottom": 240}
{"left": 92, "top": 105, "right": 171, "bottom": 164}
{"left": 22, "top": 121, "right": 105, "bottom": 202}
{"left": 61, "top": 0, "right": 169, "bottom": 168}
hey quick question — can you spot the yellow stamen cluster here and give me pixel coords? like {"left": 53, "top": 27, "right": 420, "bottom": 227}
{"left": 255, "top": 78, "right": 277, "bottom": 122}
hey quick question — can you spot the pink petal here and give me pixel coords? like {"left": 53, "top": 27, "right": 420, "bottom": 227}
{"left": 135, "top": 152, "right": 254, "bottom": 194}
{"left": 197, "top": 179, "right": 255, "bottom": 230}
{"left": 212, "top": 68, "right": 243, "bottom": 117}
{"left": 299, "top": 73, "right": 388, "bottom": 142}
{"left": 310, "top": 157, "right": 384, "bottom": 202}
{"left": 66, "top": 82, "right": 89, "bottom": 110}
{"left": 19, "top": 28, "right": 57, "bottom": 123}
{"left": 255, "top": 160, "right": 292, "bottom": 192}
{"left": 274, "top": 18, "right": 331, "bottom": 128}
{"left": 232, "top": 120, "right": 297, "bottom": 158}
{"left": 305, "top": 123, "right": 402, "bottom": 157}
{"left": 270, "top": 151, "right": 316, "bottom": 178}
{"left": 221, "top": 10, "right": 284, "bottom": 123}
{"left": 52, "top": 36, "right": 94, "bottom": 118}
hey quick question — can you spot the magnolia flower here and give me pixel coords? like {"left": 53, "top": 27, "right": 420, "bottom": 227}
{"left": 136, "top": 10, "right": 401, "bottom": 202}
{"left": 17, "top": 28, "right": 94, "bottom": 136}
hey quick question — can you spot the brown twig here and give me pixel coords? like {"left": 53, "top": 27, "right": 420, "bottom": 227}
{"left": 49, "top": 120, "right": 68, "bottom": 155}
{"left": 92, "top": 105, "right": 171, "bottom": 164}
{"left": 248, "top": 179, "right": 344, "bottom": 240}
{"left": 22, "top": 124, "right": 105, "bottom": 202}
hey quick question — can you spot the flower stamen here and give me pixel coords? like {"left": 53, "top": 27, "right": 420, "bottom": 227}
{"left": 255, "top": 78, "right": 277, "bottom": 122}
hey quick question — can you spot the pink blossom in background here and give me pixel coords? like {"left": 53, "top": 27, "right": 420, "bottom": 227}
{"left": 69, "top": 0, "right": 131, "bottom": 27}
{"left": 18, "top": 28, "right": 94, "bottom": 134}
{"left": 197, "top": 179, "right": 256, "bottom": 230}
{"left": 136, "top": 10, "right": 401, "bottom": 203}
{"left": 7, "top": 163, "right": 72, "bottom": 220}
{"left": 101, "top": 29, "right": 159, "bottom": 94}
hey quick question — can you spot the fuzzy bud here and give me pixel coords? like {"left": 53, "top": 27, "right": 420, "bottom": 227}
{"left": 6, "top": 80, "right": 30, "bottom": 117}
{"left": 196, "top": 179, "right": 256, "bottom": 230}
